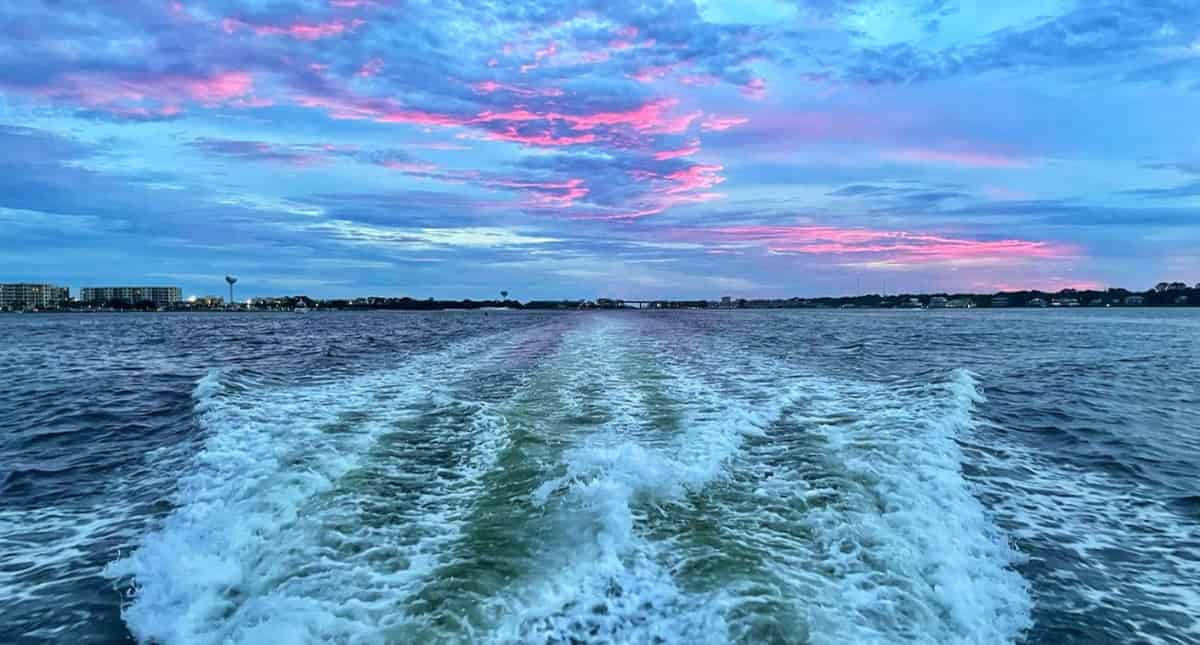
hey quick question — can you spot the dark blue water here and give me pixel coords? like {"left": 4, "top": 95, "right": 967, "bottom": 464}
{"left": 1, "top": 310, "right": 1197, "bottom": 644}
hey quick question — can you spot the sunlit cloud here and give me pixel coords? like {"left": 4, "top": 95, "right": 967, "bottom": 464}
{"left": 679, "top": 225, "right": 1077, "bottom": 268}
{"left": 1, "top": 0, "right": 1192, "bottom": 296}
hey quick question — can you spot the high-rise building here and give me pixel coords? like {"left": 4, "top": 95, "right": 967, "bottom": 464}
{"left": 0, "top": 283, "right": 69, "bottom": 309}
{"left": 80, "top": 286, "right": 181, "bottom": 307}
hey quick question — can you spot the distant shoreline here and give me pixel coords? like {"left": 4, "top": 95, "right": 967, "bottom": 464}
{"left": 3, "top": 305, "right": 1197, "bottom": 315}
{"left": 3, "top": 285, "right": 1197, "bottom": 313}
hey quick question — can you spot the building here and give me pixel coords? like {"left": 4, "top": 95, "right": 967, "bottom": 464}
{"left": 991, "top": 295, "right": 1010, "bottom": 307}
{"left": 1027, "top": 298, "right": 1046, "bottom": 307}
{"left": 946, "top": 298, "right": 974, "bottom": 308}
{"left": 1124, "top": 295, "right": 1145, "bottom": 306}
{"left": 193, "top": 295, "right": 224, "bottom": 307}
{"left": 81, "top": 286, "right": 181, "bottom": 307}
{"left": 928, "top": 296, "right": 948, "bottom": 308}
{"left": 0, "top": 283, "right": 69, "bottom": 310}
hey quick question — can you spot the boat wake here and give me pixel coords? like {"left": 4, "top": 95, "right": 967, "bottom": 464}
{"left": 107, "top": 316, "right": 1031, "bottom": 644}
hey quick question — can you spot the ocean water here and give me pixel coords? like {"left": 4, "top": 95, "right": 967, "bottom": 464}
{"left": 1, "top": 310, "right": 1197, "bottom": 645}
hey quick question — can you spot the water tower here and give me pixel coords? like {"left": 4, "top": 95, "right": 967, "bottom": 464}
{"left": 225, "top": 276, "right": 237, "bottom": 308}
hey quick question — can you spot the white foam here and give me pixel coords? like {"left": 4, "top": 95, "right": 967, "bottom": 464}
{"left": 614, "top": 322, "right": 1032, "bottom": 644}
{"left": 190, "top": 368, "right": 224, "bottom": 413}
{"left": 106, "top": 316, "right": 1036, "bottom": 644}
{"left": 492, "top": 317, "right": 803, "bottom": 644}
{"left": 738, "top": 367, "right": 1033, "bottom": 644}
{"left": 105, "top": 332, "right": 524, "bottom": 645}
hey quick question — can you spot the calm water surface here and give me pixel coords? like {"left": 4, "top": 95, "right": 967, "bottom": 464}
{"left": 1, "top": 310, "right": 1198, "bottom": 644}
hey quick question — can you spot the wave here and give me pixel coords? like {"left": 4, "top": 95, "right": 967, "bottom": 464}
{"left": 104, "top": 333, "right": 525, "bottom": 644}
{"left": 105, "top": 316, "right": 1033, "bottom": 644}
{"left": 480, "top": 319, "right": 1030, "bottom": 644}
{"left": 781, "top": 368, "right": 1032, "bottom": 644}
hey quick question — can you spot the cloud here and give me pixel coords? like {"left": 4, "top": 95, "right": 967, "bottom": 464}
{"left": 305, "top": 222, "right": 562, "bottom": 250}
{"left": 221, "top": 17, "right": 366, "bottom": 40}
{"left": 671, "top": 224, "right": 1078, "bottom": 268}
{"left": 0, "top": 0, "right": 1195, "bottom": 296}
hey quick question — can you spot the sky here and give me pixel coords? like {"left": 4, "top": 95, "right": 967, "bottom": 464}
{"left": 1, "top": 0, "right": 1198, "bottom": 300}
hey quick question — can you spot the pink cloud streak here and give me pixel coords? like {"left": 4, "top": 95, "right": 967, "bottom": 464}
{"left": 19, "top": 70, "right": 257, "bottom": 117}
{"left": 223, "top": 17, "right": 365, "bottom": 40}
{"left": 685, "top": 225, "right": 1075, "bottom": 266}
{"left": 471, "top": 80, "right": 563, "bottom": 97}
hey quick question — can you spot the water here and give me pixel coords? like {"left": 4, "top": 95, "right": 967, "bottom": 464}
{"left": 1, "top": 310, "right": 1197, "bottom": 644}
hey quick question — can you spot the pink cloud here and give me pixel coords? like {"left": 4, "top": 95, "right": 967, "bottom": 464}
{"left": 485, "top": 177, "right": 588, "bottom": 208}
{"left": 700, "top": 115, "right": 749, "bottom": 131}
{"left": 294, "top": 93, "right": 465, "bottom": 127}
{"left": 597, "top": 163, "right": 726, "bottom": 219}
{"left": 884, "top": 148, "right": 1031, "bottom": 168}
{"left": 683, "top": 225, "right": 1075, "bottom": 266}
{"left": 485, "top": 128, "right": 597, "bottom": 147}
{"left": 471, "top": 81, "right": 563, "bottom": 98}
{"left": 22, "top": 70, "right": 257, "bottom": 116}
{"left": 472, "top": 98, "right": 699, "bottom": 136}
{"left": 185, "top": 71, "right": 254, "bottom": 103}
{"left": 663, "top": 164, "right": 725, "bottom": 193}
{"left": 560, "top": 98, "right": 692, "bottom": 133}
{"left": 223, "top": 17, "right": 365, "bottom": 40}
{"left": 294, "top": 84, "right": 699, "bottom": 148}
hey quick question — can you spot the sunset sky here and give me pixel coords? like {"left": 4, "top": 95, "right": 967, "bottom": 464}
{"left": 2, "top": 0, "right": 1198, "bottom": 299}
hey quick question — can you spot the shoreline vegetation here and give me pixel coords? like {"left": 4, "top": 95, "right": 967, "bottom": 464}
{"left": 3, "top": 284, "right": 1198, "bottom": 313}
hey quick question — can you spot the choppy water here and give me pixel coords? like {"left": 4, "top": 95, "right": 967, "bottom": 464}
{"left": 1, "top": 310, "right": 1198, "bottom": 644}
